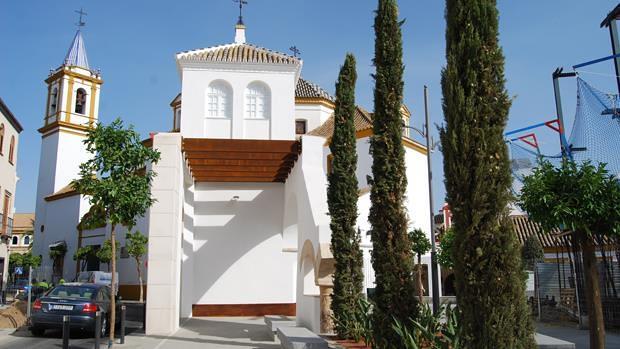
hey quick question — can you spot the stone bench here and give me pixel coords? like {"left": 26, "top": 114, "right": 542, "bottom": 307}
{"left": 265, "top": 315, "right": 296, "bottom": 333}
{"left": 277, "top": 326, "right": 329, "bottom": 349}
{"left": 535, "top": 333, "right": 575, "bottom": 349}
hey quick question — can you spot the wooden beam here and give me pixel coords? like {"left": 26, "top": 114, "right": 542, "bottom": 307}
{"left": 191, "top": 171, "right": 284, "bottom": 178}
{"left": 185, "top": 151, "right": 295, "bottom": 161}
{"left": 183, "top": 138, "right": 300, "bottom": 154}
{"left": 189, "top": 165, "right": 286, "bottom": 173}
{"left": 187, "top": 158, "right": 293, "bottom": 167}
{"left": 193, "top": 176, "right": 285, "bottom": 183}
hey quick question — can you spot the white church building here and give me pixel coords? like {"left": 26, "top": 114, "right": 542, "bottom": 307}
{"left": 33, "top": 18, "right": 436, "bottom": 335}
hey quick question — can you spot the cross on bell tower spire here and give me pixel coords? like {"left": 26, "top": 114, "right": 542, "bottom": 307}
{"left": 75, "top": 8, "right": 87, "bottom": 28}
{"left": 233, "top": 0, "right": 248, "bottom": 25}
{"left": 233, "top": 0, "right": 248, "bottom": 44}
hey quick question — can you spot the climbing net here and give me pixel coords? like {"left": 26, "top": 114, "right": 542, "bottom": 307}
{"left": 508, "top": 77, "right": 620, "bottom": 194}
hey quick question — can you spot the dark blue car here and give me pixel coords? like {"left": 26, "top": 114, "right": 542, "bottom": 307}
{"left": 29, "top": 283, "right": 119, "bottom": 337}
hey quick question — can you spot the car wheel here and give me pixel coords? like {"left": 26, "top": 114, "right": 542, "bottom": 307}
{"left": 30, "top": 327, "right": 45, "bottom": 337}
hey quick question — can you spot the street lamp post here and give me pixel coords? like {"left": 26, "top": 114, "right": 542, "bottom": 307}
{"left": 404, "top": 86, "right": 441, "bottom": 314}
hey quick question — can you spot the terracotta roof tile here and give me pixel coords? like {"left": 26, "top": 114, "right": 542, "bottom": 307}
{"left": 12, "top": 213, "right": 34, "bottom": 229}
{"left": 44, "top": 183, "right": 79, "bottom": 202}
{"left": 510, "top": 215, "right": 565, "bottom": 248}
{"left": 307, "top": 107, "right": 373, "bottom": 138}
{"left": 295, "top": 78, "right": 334, "bottom": 101}
{"left": 177, "top": 43, "right": 300, "bottom": 65}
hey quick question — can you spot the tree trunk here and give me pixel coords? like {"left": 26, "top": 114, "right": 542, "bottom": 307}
{"left": 136, "top": 257, "right": 143, "bottom": 303}
{"left": 109, "top": 224, "right": 117, "bottom": 346}
{"left": 417, "top": 254, "right": 424, "bottom": 303}
{"left": 581, "top": 235, "right": 605, "bottom": 349}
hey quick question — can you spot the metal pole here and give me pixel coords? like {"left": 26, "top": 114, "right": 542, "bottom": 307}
{"left": 608, "top": 19, "right": 620, "bottom": 95}
{"left": 535, "top": 264, "right": 541, "bottom": 321}
{"left": 95, "top": 311, "right": 101, "bottom": 349}
{"left": 26, "top": 266, "right": 32, "bottom": 320}
{"left": 552, "top": 69, "right": 577, "bottom": 159}
{"left": 120, "top": 305, "right": 126, "bottom": 344}
{"left": 424, "top": 85, "right": 441, "bottom": 314}
{"left": 552, "top": 70, "right": 567, "bottom": 157}
{"left": 62, "top": 315, "right": 70, "bottom": 349}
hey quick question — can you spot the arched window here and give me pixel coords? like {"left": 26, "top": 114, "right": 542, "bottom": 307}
{"left": 75, "top": 88, "right": 87, "bottom": 114}
{"left": 50, "top": 87, "right": 58, "bottom": 115}
{"left": 245, "top": 82, "right": 270, "bottom": 119}
{"left": 11, "top": 236, "right": 18, "bottom": 245}
{"left": 0, "top": 123, "right": 4, "bottom": 155}
{"left": 8, "top": 136, "right": 15, "bottom": 164}
{"left": 206, "top": 81, "right": 232, "bottom": 118}
{"left": 24, "top": 236, "right": 31, "bottom": 245}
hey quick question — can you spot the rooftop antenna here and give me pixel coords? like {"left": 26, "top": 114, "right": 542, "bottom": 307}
{"left": 289, "top": 46, "right": 300, "bottom": 58}
{"left": 75, "top": 8, "right": 87, "bottom": 28}
{"left": 233, "top": 0, "right": 248, "bottom": 25}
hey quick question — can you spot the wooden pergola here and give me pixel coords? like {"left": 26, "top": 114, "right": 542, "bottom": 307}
{"left": 182, "top": 138, "right": 301, "bottom": 183}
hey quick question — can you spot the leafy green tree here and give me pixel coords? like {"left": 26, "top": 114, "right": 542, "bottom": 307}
{"left": 9, "top": 253, "right": 41, "bottom": 283}
{"left": 440, "top": 0, "right": 535, "bottom": 347}
{"left": 521, "top": 235, "right": 544, "bottom": 271}
{"left": 328, "top": 53, "right": 364, "bottom": 338}
{"left": 73, "top": 245, "right": 96, "bottom": 273}
{"left": 437, "top": 228, "right": 455, "bottom": 269}
{"left": 126, "top": 231, "right": 148, "bottom": 302}
{"left": 73, "top": 118, "right": 160, "bottom": 346}
{"left": 409, "top": 228, "right": 431, "bottom": 302}
{"left": 369, "top": 0, "right": 418, "bottom": 345}
{"left": 96, "top": 239, "right": 120, "bottom": 272}
{"left": 519, "top": 160, "right": 620, "bottom": 349}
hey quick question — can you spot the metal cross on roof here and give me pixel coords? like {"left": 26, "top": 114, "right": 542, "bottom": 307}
{"left": 75, "top": 8, "right": 87, "bottom": 28}
{"left": 233, "top": 0, "right": 248, "bottom": 25}
{"left": 289, "top": 46, "right": 300, "bottom": 57}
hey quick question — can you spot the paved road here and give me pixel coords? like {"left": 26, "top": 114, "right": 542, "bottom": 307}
{"left": 0, "top": 317, "right": 281, "bottom": 348}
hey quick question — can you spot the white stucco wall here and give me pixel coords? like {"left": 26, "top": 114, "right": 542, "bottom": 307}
{"left": 294, "top": 104, "right": 334, "bottom": 134}
{"left": 190, "top": 181, "right": 296, "bottom": 305}
{"left": 0, "top": 103, "right": 20, "bottom": 288}
{"left": 285, "top": 136, "right": 331, "bottom": 333}
{"left": 179, "top": 64, "right": 298, "bottom": 141}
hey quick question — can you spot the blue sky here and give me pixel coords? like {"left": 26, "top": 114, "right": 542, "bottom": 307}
{"left": 2, "top": 0, "right": 619, "bottom": 213}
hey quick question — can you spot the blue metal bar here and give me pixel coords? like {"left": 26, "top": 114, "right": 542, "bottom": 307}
{"left": 573, "top": 53, "right": 620, "bottom": 69}
{"left": 504, "top": 121, "right": 549, "bottom": 137}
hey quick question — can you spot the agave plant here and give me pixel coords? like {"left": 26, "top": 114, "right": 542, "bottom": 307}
{"left": 392, "top": 304, "right": 461, "bottom": 349}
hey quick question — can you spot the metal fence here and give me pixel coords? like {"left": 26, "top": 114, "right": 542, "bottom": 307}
{"left": 533, "top": 235, "right": 620, "bottom": 328}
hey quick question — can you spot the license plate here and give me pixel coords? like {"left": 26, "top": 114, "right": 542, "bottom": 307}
{"left": 50, "top": 304, "right": 73, "bottom": 311}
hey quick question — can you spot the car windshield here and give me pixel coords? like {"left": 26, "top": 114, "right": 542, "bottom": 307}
{"left": 47, "top": 286, "right": 96, "bottom": 300}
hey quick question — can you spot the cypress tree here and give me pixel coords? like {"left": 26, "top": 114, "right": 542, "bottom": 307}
{"left": 369, "top": 0, "right": 418, "bottom": 346}
{"left": 328, "top": 54, "right": 365, "bottom": 339}
{"left": 440, "top": 1, "right": 535, "bottom": 347}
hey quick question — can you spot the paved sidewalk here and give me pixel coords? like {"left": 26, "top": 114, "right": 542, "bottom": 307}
{"left": 0, "top": 317, "right": 281, "bottom": 348}
{"left": 142, "top": 317, "right": 281, "bottom": 349}
{"left": 536, "top": 322, "right": 620, "bottom": 349}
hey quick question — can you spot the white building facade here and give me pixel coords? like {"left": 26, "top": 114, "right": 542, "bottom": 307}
{"left": 0, "top": 97, "right": 23, "bottom": 291}
{"left": 33, "top": 21, "right": 437, "bottom": 335}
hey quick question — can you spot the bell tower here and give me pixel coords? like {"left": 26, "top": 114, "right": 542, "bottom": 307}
{"left": 40, "top": 29, "right": 102, "bottom": 137}
{"left": 35, "top": 24, "right": 102, "bottom": 203}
